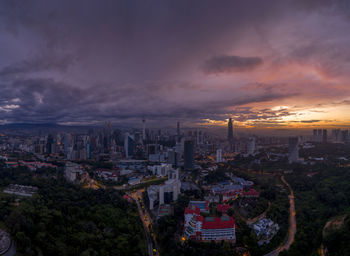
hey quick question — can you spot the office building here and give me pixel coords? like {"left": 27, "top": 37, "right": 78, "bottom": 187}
{"left": 322, "top": 129, "right": 327, "bottom": 143}
{"left": 184, "top": 140, "right": 194, "bottom": 170}
{"left": 124, "top": 133, "right": 135, "bottom": 159}
{"left": 313, "top": 129, "right": 318, "bottom": 142}
{"left": 228, "top": 118, "right": 234, "bottom": 142}
{"left": 247, "top": 137, "right": 256, "bottom": 155}
{"left": 168, "top": 149, "right": 180, "bottom": 167}
{"left": 216, "top": 149, "right": 222, "bottom": 163}
{"left": 288, "top": 137, "right": 299, "bottom": 163}
{"left": 147, "top": 168, "right": 181, "bottom": 210}
{"left": 142, "top": 119, "right": 146, "bottom": 141}
{"left": 317, "top": 129, "right": 322, "bottom": 142}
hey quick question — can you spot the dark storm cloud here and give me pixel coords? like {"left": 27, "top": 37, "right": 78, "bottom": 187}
{"left": 0, "top": 0, "right": 349, "bottom": 126}
{"left": 0, "top": 77, "right": 297, "bottom": 125}
{"left": 201, "top": 55, "right": 263, "bottom": 74}
{"left": 0, "top": 55, "right": 74, "bottom": 77}
{"left": 299, "top": 120, "right": 321, "bottom": 123}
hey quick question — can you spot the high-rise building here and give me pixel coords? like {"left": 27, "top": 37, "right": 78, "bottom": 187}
{"left": 168, "top": 149, "right": 180, "bottom": 167}
{"left": 228, "top": 118, "right": 234, "bottom": 141}
{"left": 184, "top": 140, "right": 194, "bottom": 170}
{"left": 216, "top": 149, "right": 222, "bottom": 163}
{"left": 247, "top": 137, "right": 256, "bottom": 155}
{"left": 177, "top": 122, "right": 180, "bottom": 136}
{"left": 46, "top": 134, "right": 54, "bottom": 154}
{"left": 197, "top": 129, "right": 203, "bottom": 145}
{"left": 341, "top": 130, "right": 349, "bottom": 143}
{"left": 322, "top": 129, "right": 327, "bottom": 143}
{"left": 288, "top": 137, "right": 299, "bottom": 163}
{"left": 317, "top": 129, "right": 322, "bottom": 142}
{"left": 124, "top": 133, "right": 135, "bottom": 159}
{"left": 142, "top": 119, "right": 146, "bottom": 141}
{"left": 332, "top": 129, "right": 341, "bottom": 142}
{"left": 313, "top": 129, "right": 318, "bottom": 142}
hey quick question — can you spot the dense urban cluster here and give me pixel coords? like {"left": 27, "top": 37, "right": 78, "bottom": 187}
{"left": 0, "top": 120, "right": 349, "bottom": 256}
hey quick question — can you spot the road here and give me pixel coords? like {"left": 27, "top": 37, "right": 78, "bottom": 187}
{"left": 264, "top": 175, "right": 296, "bottom": 256}
{"left": 246, "top": 201, "right": 271, "bottom": 225}
{"left": 129, "top": 190, "right": 159, "bottom": 256}
{"left": 1, "top": 241, "right": 16, "bottom": 256}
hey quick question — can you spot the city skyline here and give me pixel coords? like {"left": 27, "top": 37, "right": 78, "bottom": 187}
{"left": 1, "top": 1, "right": 350, "bottom": 129}
{"left": 1, "top": 2, "right": 350, "bottom": 256}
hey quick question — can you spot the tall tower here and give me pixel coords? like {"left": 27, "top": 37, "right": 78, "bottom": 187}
{"left": 288, "top": 137, "right": 299, "bottom": 163}
{"left": 177, "top": 121, "right": 180, "bottom": 136}
{"left": 216, "top": 149, "right": 222, "bottom": 163}
{"left": 228, "top": 118, "right": 234, "bottom": 141}
{"left": 184, "top": 140, "right": 194, "bottom": 170}
{"left": 142, "top": 119, "right": 146, "bottom": 141}
{"left": 124, "top": 133, "right": 135, "bottom": 159}
{"left": 322, "top": 129, "right": 327, "bottom": 143}
{"left": 247, "top": 137, "right": 256, "bottom": 155}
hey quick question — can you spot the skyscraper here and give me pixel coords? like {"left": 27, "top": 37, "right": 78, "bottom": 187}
{"left": 142, "top": 119, "right": 146, "bottom": 141}
{"left": 228, "top": 118, "right": 234, "bottom": 141}
{"left": 124, "top": 133, "right": 135, "bottom": 159}
{"left": 322, "top": 129, "right": 327, "bottom": 143}
{"left": 46, "top": 134, "right": 54, "bottom": 154}
{"left": 216, "top": 149, "right": 223, "bottom": 163}
{"left": 177, "top": 121, "right": 180, "bottom": 136}
{"left": 313, "top": 129, "right": 318, "bottom": 142}
{"left": 247, "top": 137, "right": 256, "bottom": 155}
{"left": 168, "top": 149, "right": 180, "bottom": 167}
{"left": 341, "top": 130, "right": 348, "bottom": 143}
{"left": 288, "top": 137, "right": 299, "bottom": 163}
{"left": 317, "top": 129, "right": 322, "bottom": 142}
{"left": 184, "top": 140, "right": 194, "bottom": 170}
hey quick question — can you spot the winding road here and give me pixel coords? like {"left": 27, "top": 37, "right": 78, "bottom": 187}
{"left": 264, "top": 175, "right": 296, "bottom": 256}
{"left": 246, "top": 201, "right": 271, "bottom": 225}
{"left": 129, "top": 190, "right": 159, "bottom": 256}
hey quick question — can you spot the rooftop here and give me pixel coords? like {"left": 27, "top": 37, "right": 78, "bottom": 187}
{"left": 202, "top": 216, "right": 235, "bottom": 230}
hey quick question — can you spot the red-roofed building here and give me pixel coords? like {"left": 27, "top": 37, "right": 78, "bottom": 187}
{"left": 217, "top": 204, "right": 230, "bottom": 214}
{"left": 183, "top": 204, "right": 236, "bottom": 243}
{"left": 5, "top": 162, "right": 18, "bottom": 168}
{"left": 222, "top": 191, "right": 240, "bottom": 202}
{"left": 188, "top": 200, "right": 210, "bottom": 213}
{"left": 96, "top": 168, "right": 119, "bottom": 181}
{"left": 123, "top": 194, "right": 133, "bottom": 203}
{"left": 242, "top": 188, "right": 259, "bottom": 198}
{"left": 184, "top": 205, "right": 201, "bottom": 215}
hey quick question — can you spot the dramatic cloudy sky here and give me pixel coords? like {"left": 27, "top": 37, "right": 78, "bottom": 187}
{"left": 1, "top": 0, "right": 350, "bottom": 128}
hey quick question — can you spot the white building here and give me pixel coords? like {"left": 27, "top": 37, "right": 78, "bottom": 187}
{"left": 147, "top": 169, "right": 181, "bottom": 210}
{"left": 216, "top": 149, "right": 222, "bottom": 163}
{"left": 64, "top": 162, "right": 84, "bottom": 182}
{"left": 183, "top": 205, "right": 236, "bottom": 242}
{"left": 3, "top": 184, "right": 38, "bottom": 197}
{"left": 148, "top": 163, "right": 173, "bottom": 177}
{"left": 247, "top": 137, "right": 256, "bottom": 156}
{"left": 288, "top": 137, "right": 299, "bottom": 163}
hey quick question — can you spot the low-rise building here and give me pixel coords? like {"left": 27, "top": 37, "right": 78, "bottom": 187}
{"left": 3, "top": 184, "right": 38, "bottom": 197}
{"left": 64, "top": 162, "right": 84, "bottom": 182}
{"left": 96, "top": 168, "right": 119, "bottom": 181}
{"left": 188, "top": 201, "right": 210, "bottom": 214}
{"left": 217, "top": 204, "right": 230, "bottom": 214}
{"left": 242, "top": 188, "right": 259, "bottom": 198}
{"left": 128, "top": 176, "right": 141, "bottom": 185}
{"left": 148, "top": 163, "right": 173, "bottom": 177}
{"left": 183, "top": 204, "right": 236, "bottom": 242}
{"left": 211, "top": 184, "right": 243, "bottom": 195}
{"left": 252, "top": 218, "right": 280, "bottom": 245}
